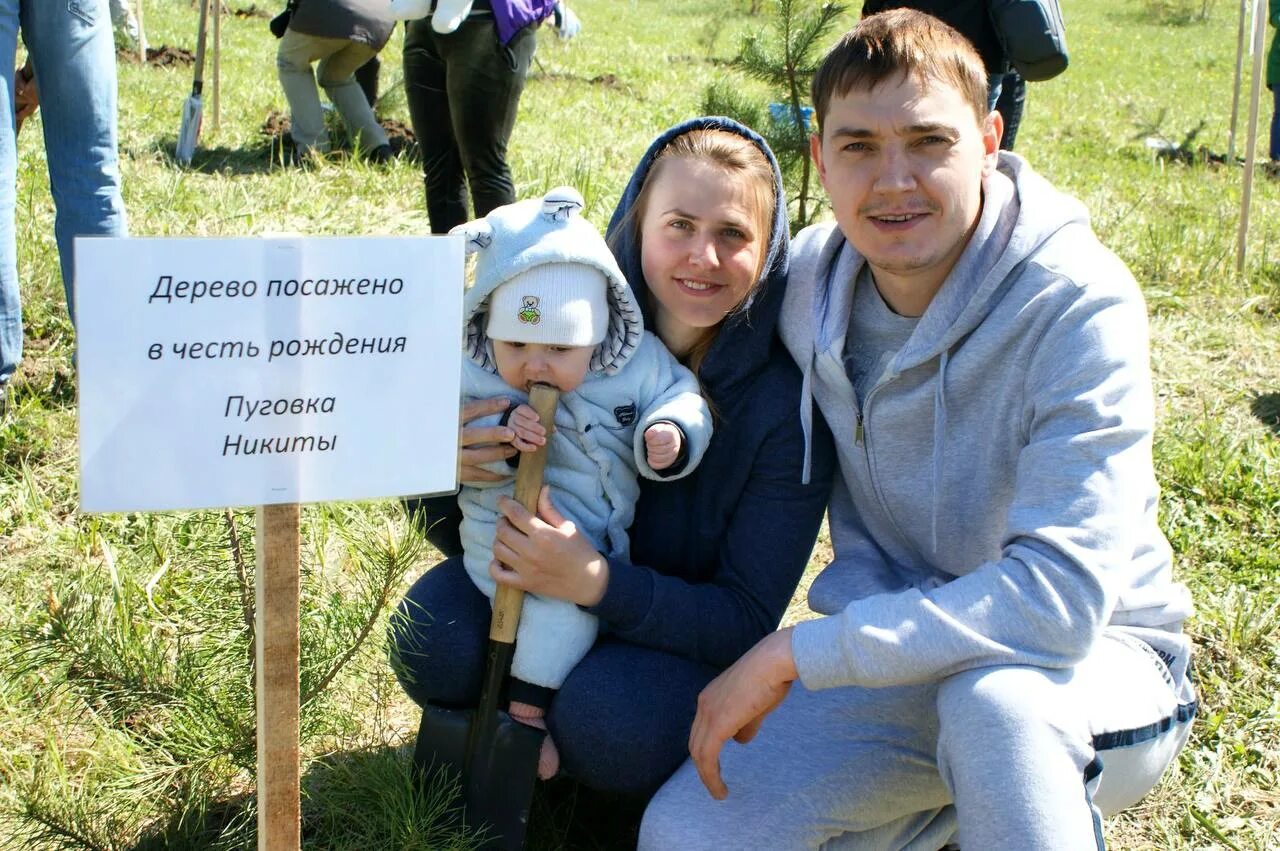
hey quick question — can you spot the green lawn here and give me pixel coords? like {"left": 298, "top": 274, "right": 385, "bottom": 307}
{"left": 1, "top": 0, "right": 1277, "bottom": 848}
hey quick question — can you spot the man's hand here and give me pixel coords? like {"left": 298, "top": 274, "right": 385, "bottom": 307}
{"left": 689, "top": 627, "right": 798, "bottom": 800}
{"left": 644, "top": 422, "right": 682, "bottom": 470}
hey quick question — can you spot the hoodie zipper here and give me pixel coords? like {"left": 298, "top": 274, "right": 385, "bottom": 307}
{"left": 857, "top": 381, "right": 925, "bottom": 562}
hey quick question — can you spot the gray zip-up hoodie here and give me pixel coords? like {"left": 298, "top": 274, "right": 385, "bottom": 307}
{"left": 781, "top": 153, "right": 1194, "bottom": 691}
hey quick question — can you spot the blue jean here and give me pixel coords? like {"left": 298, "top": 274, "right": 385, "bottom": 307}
{"left": 0, "top": 0, "right": 127, "bottom": 387}
{"left": 987, "top": 70, "right": 1026, "bottom": 152}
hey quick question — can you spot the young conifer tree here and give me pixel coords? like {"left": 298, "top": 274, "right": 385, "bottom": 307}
{"left": 704, "top": 0, "right": 847, "bottom": 233}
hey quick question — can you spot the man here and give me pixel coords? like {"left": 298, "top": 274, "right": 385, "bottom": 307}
{"left": 1, "top": 0, "right": 128, "bottom": 395}
{"left": 639, "top": 11, "right": 1195, "bottom": 850}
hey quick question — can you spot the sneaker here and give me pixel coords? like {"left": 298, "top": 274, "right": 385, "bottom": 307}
{"left": 368, "top": 144, "right": 395, "bottom": 165}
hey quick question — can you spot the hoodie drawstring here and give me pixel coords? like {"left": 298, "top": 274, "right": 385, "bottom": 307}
{"left": 799, "top": 359, "right": 815, "bottom": 485}
{"left": 930, "top": 349, "right": 950, "bottom": 553}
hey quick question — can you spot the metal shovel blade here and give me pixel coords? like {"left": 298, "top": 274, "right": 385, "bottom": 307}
{"left": 176, "top": 0, "right": 209, "bottom": 166}
{"left": 175, "top": 94, "right": 202, "bottom": 165}
{"left": 412, "top": 702, "right": 471, "bottom": 785}
{"left": 413, "top": 701, "right": 544, "bottom": 850}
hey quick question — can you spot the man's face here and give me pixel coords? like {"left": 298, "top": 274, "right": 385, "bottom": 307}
{"left": 811, "top": 73, "right": 1000, "bottom": 313}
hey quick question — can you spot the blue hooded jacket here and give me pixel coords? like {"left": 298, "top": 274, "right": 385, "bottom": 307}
{"left": 590, "top": 117, "right": 835, "bottom": 666}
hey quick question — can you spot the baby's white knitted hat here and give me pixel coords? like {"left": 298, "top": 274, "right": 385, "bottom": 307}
{"left": 485, "top": 262, "right": 609, "bottom": 346}
{"left": 457, "top": 186, "right": 644, "bottom": 376}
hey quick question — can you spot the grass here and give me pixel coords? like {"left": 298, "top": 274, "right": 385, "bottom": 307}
{"left": 0, "top": 0, "right": 1277, "bottom": 847}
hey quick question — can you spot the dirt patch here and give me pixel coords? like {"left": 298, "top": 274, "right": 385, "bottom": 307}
{"left": 1252, "top": 393, "right": 1280, "bottom": 434}
{"left": 380, "top": 118, "right": 417, "bottom": 157}
{"left": 260, "top": 111, "right": 419, "bottom": 159}
{"left": 1146, "top": 139, "right": 1280, "bottom": 178}
{"left": 538, "top": 71, "right": 622, "bottom": 87}
{"left": 261, "top": 109, "right": 291, "bottom": 140}
{"left": 117, "top": 45, "right": 196, "bottom": 67}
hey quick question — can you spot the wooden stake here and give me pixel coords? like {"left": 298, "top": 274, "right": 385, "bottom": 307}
{"left": 212, "top": 0, "right": 221, "bottom": 132}
{"left": 1237, "top": 0, "right": 1268, "bottom": 273}
{"left": 255, "top": 504, "right": 301, "bottom": 850}
{"left": 1229, "top": 0, "right": 1249, "bottom": 161}
{"left": 136, "top": 0, "right": 147, "bottom": 64}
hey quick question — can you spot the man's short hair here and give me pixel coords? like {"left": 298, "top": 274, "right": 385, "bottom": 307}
{"left": 811, "top": 9, "right": 990, "bottom": 133}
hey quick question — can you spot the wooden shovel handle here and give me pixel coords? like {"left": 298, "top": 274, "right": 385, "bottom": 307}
{"left": 193, "top": 0, "right": 210, "bottom": 91}
{"left": 490, "top": 383, "right": 559, "bottom": 643}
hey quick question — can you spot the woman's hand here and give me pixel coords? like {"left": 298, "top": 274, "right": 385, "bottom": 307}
{"left": 459, "top": 397, "right": 518, "bottom": 483}
{"left": 490, "top": 486, "right": 609, "bottom": 607}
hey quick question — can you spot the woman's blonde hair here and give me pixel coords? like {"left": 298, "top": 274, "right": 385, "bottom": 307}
{"left": 616, "top": 128, "right": 776, "bottom": 375}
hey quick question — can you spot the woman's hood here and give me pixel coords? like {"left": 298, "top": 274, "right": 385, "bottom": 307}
{"left": 605, "top": 117, "right": 792, "bottom": 399}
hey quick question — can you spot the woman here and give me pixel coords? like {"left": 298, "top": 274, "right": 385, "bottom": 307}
{"left": 391, "top": 117, "right": 835, "bottom": 797}
{"left": 401, "top": 0, "right": 554, "bottom": 232}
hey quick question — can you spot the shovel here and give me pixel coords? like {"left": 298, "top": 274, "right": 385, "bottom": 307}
{"left": 175, "top": 0, "right": 210, "bottom": 165}
{"left": 414, "top": 382, "right": 560, "bottom": 850}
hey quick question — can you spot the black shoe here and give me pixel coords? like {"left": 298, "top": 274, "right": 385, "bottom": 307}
{"left": 368, "top": 144, "right": 395, "bottom": 165}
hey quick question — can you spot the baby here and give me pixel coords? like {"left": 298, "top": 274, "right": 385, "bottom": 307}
{"left": 454, "top": 187, "right": 711, "bottom": 779}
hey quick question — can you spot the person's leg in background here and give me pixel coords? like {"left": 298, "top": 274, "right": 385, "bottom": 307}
{"left": 442, "top": 18, "right": 535, "bottom": 218}
{"left": 22, "top": 0, "right": 127, "bottom": 321}
{"left": 355, "top": 54, "right": 380, "bottom": 108}
{"left": 1270, "top": 84, "right": 1280, "bottom": 161}
{"left": 107, "top": 0, "right": 139, "bottom": 48}
{"left": 403, "top": 19, "right": 468, "bottom": 232}
{"left": 314, "top": 40, "right": 389, "bottom": 155}
{"left": 0, "top": 1, "right": 21, "bottom": 391}
{"left": 995, "top": 70, "right": 1026, "bottom": 151}
{"left": 277, "top": 29, "right": 336, "bottom": 155}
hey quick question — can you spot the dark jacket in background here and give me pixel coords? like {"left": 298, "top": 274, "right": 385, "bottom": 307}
{"left": 862, "top": 0, "right": 1007, "bottom": 75}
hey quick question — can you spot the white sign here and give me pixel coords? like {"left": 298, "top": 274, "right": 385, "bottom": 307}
{"left": 76, "top": 236, "right": 463, "bottom": 513}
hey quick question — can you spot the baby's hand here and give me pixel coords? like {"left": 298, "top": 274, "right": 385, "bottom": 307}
{"left": 644, "top": 422, "right": 682, "bottom": 470}
{"left": 508, "top": 403, "right": 547, "bottom": 453}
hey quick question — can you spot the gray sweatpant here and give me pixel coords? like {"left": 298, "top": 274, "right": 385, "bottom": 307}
{"left": 641, "top": 627, "right": 1195, "bottom": 850}
{"left": 276, "top": 30, "right": 388, "bottom": 154}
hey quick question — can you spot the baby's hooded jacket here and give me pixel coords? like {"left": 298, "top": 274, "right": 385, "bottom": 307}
{"left": 455, "top": 188, "right": 712, "bottom": 686}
